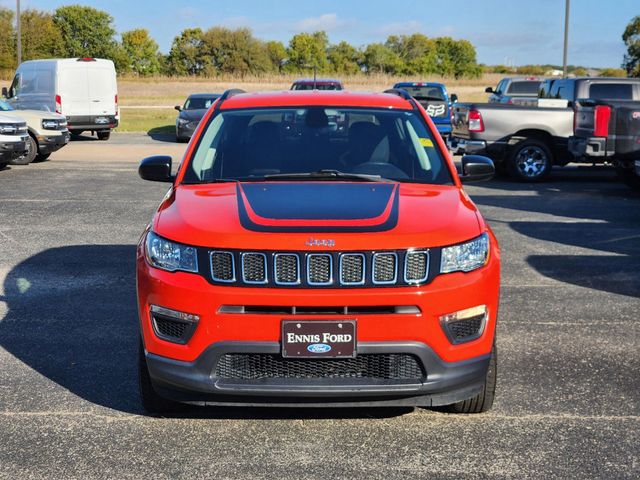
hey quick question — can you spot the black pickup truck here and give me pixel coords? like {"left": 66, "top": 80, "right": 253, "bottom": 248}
{"left": 570, "top": 98, "right": 640, "bottom": 190}
{"left": 451, "top": 77, "right": 640, "bottom": 182}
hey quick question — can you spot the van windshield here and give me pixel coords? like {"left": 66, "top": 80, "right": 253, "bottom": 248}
{"left": 183, "top": 107, "right": 453, "bottom": 185}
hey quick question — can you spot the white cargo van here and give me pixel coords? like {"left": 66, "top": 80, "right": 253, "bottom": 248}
{"left": 3, "top": 58, "right": 119, "bottom": 140}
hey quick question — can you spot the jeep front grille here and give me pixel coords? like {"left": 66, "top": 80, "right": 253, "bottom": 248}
{"left": 207, "top": 249, "right": 432, "bottom": 287}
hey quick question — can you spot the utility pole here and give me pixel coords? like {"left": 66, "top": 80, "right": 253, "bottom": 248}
{"left": 562, "top": 0, "right": 570, "bottom": 78}
{"left": 16, "top": 0, "right": 21, "bottom": 65}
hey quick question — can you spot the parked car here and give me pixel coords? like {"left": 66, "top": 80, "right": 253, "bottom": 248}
{"left": 2, "top": 58, "right": 119, "bottom": 141}
{"left": 0, "top": 99, "right": 69, "bottom": 164}
{"left": 451, "top": 77, "right": 640, "bottom": 181}
{"left": 486, "top": 77, "right": 541, "bottom": 106}
{"left": 136, "top": 88, "right": 500, "bottom": 414}
{"left": 175, "top": 93, "right": 221, "bottom": 142}
{"left": 0, "top": 115, "right": 27, "bottom": 169}
{"left": 570, "top": 98, "right": 640, "bottom": 190}
{"left": 290, "top": 78, "right": 344, "bottom": 90}
{"left": 392, "top": 82, "right": 457, "bottom": 139}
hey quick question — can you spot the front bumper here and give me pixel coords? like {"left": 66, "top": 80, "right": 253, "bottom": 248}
{"left": 37, "top": 131, "right": 70, "bottom": 154}
{"left": 176, "top": 122, "right": 197, "bottom": 140}
{"left": 145, "top": 341, "right": 490, "bottom": 407}
{"left": 0, "top": 137, "right": 28, "bottom": 162}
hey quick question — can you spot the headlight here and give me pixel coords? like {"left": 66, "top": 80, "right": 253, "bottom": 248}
{"left": 440, "top": 233, "right": 489, "bottom": 273}
{"left": 177, "top": 118, "right": 189, "bottom": 125}
{"left": 145, "top": 231, "right": 198, "bottom": 273}
{"left": 42, "top": 119, "right": 60, "bottom": 130}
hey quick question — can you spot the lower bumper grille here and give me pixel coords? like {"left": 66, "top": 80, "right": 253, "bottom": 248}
{"left": 151, "top": 314, "right": 196, "bottom": 344}
{"left": 214, "top": 353, "right": 425, "bottom": 381}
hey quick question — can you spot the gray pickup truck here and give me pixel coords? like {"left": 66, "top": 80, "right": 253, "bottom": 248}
{"left": 452, "top": 77, "right": 640, "bottom": 181}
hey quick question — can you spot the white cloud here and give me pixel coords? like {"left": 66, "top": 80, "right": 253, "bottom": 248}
{"left": 294, "top": 13, "right": 351, "bottom": 33}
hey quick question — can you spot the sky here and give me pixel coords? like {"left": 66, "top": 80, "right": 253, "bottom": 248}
{"left": 1, "top": 0, "right": 637, "bottom": 68}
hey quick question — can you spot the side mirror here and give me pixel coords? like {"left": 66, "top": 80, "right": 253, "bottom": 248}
{"left": 485, "top": 87, "right": 494, "bottom": 93}
{"left": 460, "top": 155, "right": 494, "bottom": 183}
{"left": 174, "top": 105, "right": 182, "bottom": 111}
{"left": 1, "top": 87, "right": 7, "bottom": 98}
{"left": 450, "top": 93, "right": 458, "bottom": 103}
{"left": 139, "top": 155, "right": 173, "bottom": 182}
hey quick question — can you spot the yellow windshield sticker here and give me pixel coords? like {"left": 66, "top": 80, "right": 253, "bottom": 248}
{"left": 419, "top": 138, "right": 434, "bottom": 148}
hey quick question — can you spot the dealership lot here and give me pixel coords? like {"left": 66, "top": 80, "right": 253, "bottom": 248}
{"left": 0, "top": 134, "right": 638, "bottom": 479}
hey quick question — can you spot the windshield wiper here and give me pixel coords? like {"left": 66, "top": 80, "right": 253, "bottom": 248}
{"left": 264, "top": 169, "right": 389, "bottom": 182}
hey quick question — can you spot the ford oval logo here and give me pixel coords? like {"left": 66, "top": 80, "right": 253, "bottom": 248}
{"left": 307, "top": 343, "right": 332, "bottom": 353}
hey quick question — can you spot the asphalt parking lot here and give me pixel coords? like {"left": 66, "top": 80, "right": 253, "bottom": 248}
{"left": 0, "top": 133, "right": 638, "bottom": 479}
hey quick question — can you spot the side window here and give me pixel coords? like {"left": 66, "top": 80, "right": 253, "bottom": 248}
{"left": 19, "top": 65, "right": 37, "bottom": 95}
{"left": 8, "top": 74, "right": 20, "bottom": 97}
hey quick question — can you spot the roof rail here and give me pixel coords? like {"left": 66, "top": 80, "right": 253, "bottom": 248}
{"left": 383, "top": 88, "right": 418, "bottom": 109}
{"left": 214, "top": 88, "right": 247, "bottom": 111}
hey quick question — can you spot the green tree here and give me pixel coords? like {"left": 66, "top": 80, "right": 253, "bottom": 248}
{"left": 449, "top": 39, "right": 481, "bottom": 78}
{"left": 599, "top": 67, "right": 627, "bottom": 77}
{"left": 327, "top": 41, "right": 361, "bottom": 74}
{"left": 201, "top": 27, "right": 271, "bottom": 76}
{"left": 20, "top": 9, "right": 64, "bottom": 61}
{"left": 121, "top": 28, "right": 161, "bottom": 76}
{"left": 622, "top": 15, "right": 640, "bottom": 77}
{"left": 285, "top": 31, "right": 329, "bottom": 73}
{"left": 386, "top": 34, "right": 437, "bottom": 75}
{"left": 53, "top": 5, "right": 118, "bottom": 59}
{"left": 0, "top": 8, "right": 15, "bottom": 70}
{"left": 265, "top": 40, "right": 287, "bottom": 72}
{"left": 167, "top": 28, "right": 206, "bottom": 75}
{"left": 361, "top": 43, "right": 403, "bottom": 74}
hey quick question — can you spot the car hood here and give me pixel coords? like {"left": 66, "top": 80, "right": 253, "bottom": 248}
{"left": 179, "top": 109, "right": 207, "bottom": 121}
{"left": 154, "top": 182, "right": 482, "bottom": 250}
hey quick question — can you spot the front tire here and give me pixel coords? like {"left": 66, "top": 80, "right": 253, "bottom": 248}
{"left": 507, "top": 139, "right": 553, "bottom": 182}
{"left": 34, "top": 153, "right": 51, "bottom": 163}
{"left": 616, "top": 165, "right": 640, "bottom": 190}
{"left": 138, "top": 340, "right": 181, "bottom": 415}
{"left": 446, "top": 344, "right": 497, "bottom": 414}
{"left": 10, "top": 135, "right": 38, "bottom": 165}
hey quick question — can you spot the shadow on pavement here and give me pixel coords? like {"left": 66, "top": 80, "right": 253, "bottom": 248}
{"left": 147, "top": 126, "right": 178, "bottom": 143}
{"left": 0, "top": 245, "right": 411, "bottom": 418}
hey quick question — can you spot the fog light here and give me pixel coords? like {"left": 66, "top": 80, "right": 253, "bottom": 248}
{"left": 439, "top": 305, "right": 487, "bottom": 344}
{"left": 150, "top": 305, "right": 199, "bottom": 323}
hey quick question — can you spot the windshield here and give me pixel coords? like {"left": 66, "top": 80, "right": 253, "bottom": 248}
{"left": 399, "top": 86, "right": 445, "bottom": 101}
{"left": 291, "top": 83, "right": 341, "bottom": 91}
{"left": 0, "top": 100, "right": 13, "bottom": 111}
{"left": 184, "top": 96, "right": 219, "bottom": 110}
{"left": 184, "top": 107, "right": 453, "bottom": 185}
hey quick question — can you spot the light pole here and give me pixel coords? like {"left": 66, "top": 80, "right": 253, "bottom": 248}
{"left": 16, "top": 0, "right": 21, "bottom": 65}
{"left": 562, "top": 0, "right": 570, "bottom": 78}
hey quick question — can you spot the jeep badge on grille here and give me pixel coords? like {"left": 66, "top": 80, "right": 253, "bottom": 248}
{"left": 305, "top": 238, "right": 335, "bottom": 247}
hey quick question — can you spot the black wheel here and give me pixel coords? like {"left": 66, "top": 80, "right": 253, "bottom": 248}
{"left": 616, "top": 165, "right": 640, "bottom": 190}
{"left": 507, "top": 139, "right": 553, "bottom": 182}
{"left": 10, "top": 135, "right": 38, "bottom": 165}
{"left": 97, "top": 130, "right": 111, "bottom": 141}
{"left": 34, "top": 153, "right": 51, "bottom": 163}
{"left": 70, "top": 130, "right": 83, "bottom": 137}
{"left": 446, "top": 344, "right": 497, "bottom": 414}
{"left": 138, "top": 340, "right": 181, "bottom": 415}
{"left": 176, "top": 135, "right": 188, "bottom": 143}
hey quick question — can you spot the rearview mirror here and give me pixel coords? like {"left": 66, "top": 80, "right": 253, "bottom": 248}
{"left": 174, "top": 105, "right": 182, "bottom": 111}
{"left": 139, "top": 155, "right": 173, "bottom": 182}
{"left": 450, "top": 93, "right": 458, "bottom": 103}
{"left": 460, "top": 155, "right": 494, "bottom": 183}
{"left": 484, "top": 87, "right": 494, "bottom": 94}
{"left": 1, "top": 87, "right": 6, "bottom": 98}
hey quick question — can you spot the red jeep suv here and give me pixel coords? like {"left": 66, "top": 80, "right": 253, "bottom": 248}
{"left": 137, "top": 88, "right": 500, "bottom": 413}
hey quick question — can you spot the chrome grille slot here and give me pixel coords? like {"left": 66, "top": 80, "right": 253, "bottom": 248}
{"left": 404, "top": 251, "right": 429, "bottom": 283}
{"left": 307, "top": 254, "right": 332, "bottom": 285}
{"left": 210, "top": 251, "right": 235, "bottom": 282}
{"left": 340, "top": 253, "right": 365, "bottom": 285}
{"left": 241, "top": 252, "right": 268, "bottom": 284}
{"left": 274, "top": 253, "right": 299, "bottom": 285}
{"left": 373, "top": 252, "right": 397, "bottom": 284}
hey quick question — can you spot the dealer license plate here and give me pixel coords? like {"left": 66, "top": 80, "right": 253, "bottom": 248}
{"left": 282, "top": 320, "right": 356, "bottom": 358}
{"left": 95, "top": 117, "right": 109, "bottom": 124}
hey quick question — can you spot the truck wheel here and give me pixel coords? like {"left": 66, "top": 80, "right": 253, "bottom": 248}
{"left": 10, "top": 135, "right": 38, "bottom": 165}
{"left": 34, "top": 153, "right": 51, "bottom": 163}
{"left": 507, "top": 139, "right": 552, "bottom": 182}
{"left": 445, "top": 344, "right": 497, "bottom": 414}
{"left": 70, "top": 130, "right": 83, "bottom": 137}
{"left": 138, "top": 340, "right": 181, "bottom": 415}
{"left": 616, "top": 165, "right": 640, "bottom": 190}
{"left": 97, "top": 131, "right": 111, "bottom": 141}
